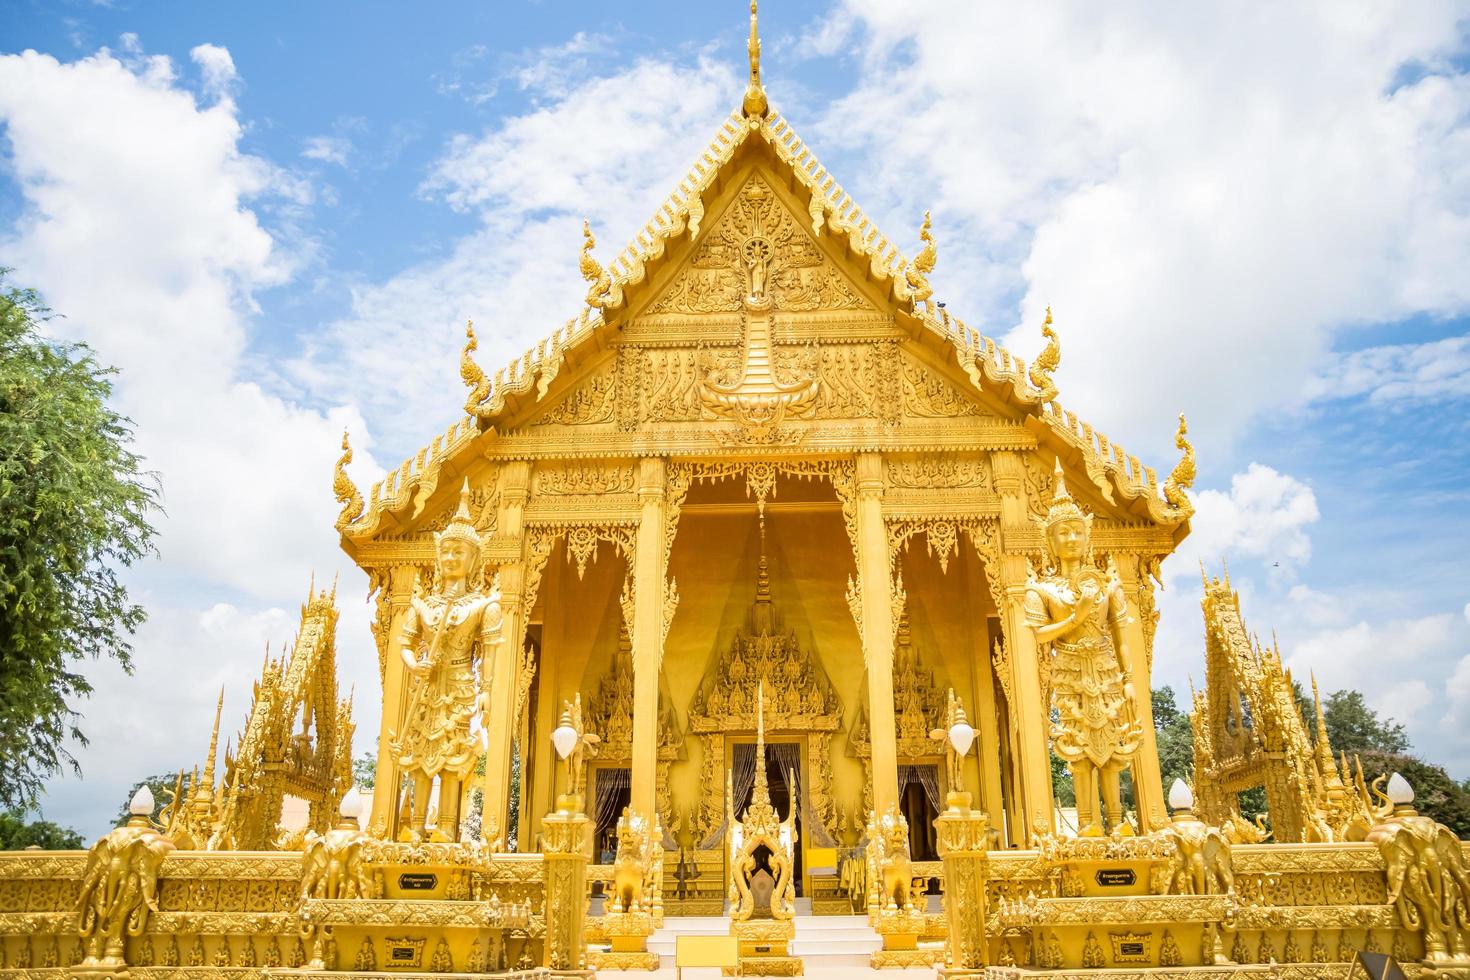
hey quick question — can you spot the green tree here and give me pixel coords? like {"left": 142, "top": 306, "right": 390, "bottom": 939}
{"left": 1322, "top": 690, "right": 1410, "bottom": 755}
{"left": 353, "top": 752, "right": 376, "bottom": 790}
{"left": 1357, "top": 751, "right": 1470, "bottom": 838}
{"left": 0, "top": 273, "right": 159, "bottom": 809}
{"left": 1151, "top": 686, "right": 1195, "bottom": 790}
{"left": 0, "top": 810, "right": 85, "bottom": 850}
{"left": 1050, "top": 751, "right": 1075, "bottom": 807}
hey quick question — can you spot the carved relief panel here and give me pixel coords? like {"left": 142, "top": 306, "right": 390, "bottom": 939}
{"left": 646, "top": 172, "right": 871, "bottom": 316}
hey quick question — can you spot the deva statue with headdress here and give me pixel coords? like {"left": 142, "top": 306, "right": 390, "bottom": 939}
{"left": 389, "top": 479, "right": 503, "bottom": 842}
{"left": 1024, "top": 461, "right": 1143, "bottom": 837}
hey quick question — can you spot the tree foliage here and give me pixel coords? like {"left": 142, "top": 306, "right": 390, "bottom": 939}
{"left": 1322, "top": 690, "right": 1411, "bottom": 755}
{"left": 0, "top": 809, "right": 85, "bottom": 850}
{"left": 353, "top": 752, "right": 376, "bottom": 791}
{"left": 0, "top": 272, "right": 159, "bottom": 810}
{"left": 1151, "top": 686, "right": 1195, "bottom": 790}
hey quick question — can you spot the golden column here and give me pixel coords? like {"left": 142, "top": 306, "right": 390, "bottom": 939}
{"left": 1116, "top": 557, "right": 1165, "bottom": 831}
{"left": 935, "top": 807, "right": 990, "bottom": 975}
{"left": 629, "top": 457, "right": 668, "bottom": 822}
{"left": 370, "top": 563, "right": 420, "bottom": 832}
{"left": 992, "top": 451, "right": 1054, "bottom": 844}
{"left": 484, "top": 461, "right": 531, "bottom": 844}
{"left": 543, "top": 808, "right": 593, "bottom": 977}
{"left": 854, "top": 452, "right": 900, "bottom": 816}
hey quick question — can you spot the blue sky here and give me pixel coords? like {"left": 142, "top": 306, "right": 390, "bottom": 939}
{"left": 3, "top": 1, "right": 1469, "bottom": 837}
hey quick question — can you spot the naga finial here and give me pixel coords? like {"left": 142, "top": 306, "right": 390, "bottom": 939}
{"left": 742, "top": 0, "right": 769, "bottom": 120}
{"left": 580, "top": 220, "right": 613, "bottom": 310}
{"left": 461, "top": 319, "right": 494, "bottom": 420}
{"left": 333, "top": 430, "right": 363, "bottom": 531}
{"left": 1163, "top": 413, "right": 1196, "bottom": 512}
{"left": 905, "top": 210, "right": 936, "bottom": 310}
{"left": 1028, "top": 306, "right": 1061, "bottom": 401}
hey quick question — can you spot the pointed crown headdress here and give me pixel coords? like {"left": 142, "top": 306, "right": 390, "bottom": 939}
{"left": 436, "top": 478, "right": 482, "bottom": 553}
{"left": 1041, "top": 459, "right": 1092, "bottom": 535}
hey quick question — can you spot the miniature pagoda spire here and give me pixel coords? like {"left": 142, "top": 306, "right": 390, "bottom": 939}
{"left": 751, "top": 681, "right": 771, "bottom": 810}
{"left": 1311, "top": 673, "right": 1347, "bottom": 800}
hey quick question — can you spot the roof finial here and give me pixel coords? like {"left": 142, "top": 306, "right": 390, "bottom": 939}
{"left": 462, "top": 319, "right": 493, "bottom": 421}
{"left": 905, "top": 211, "right": 936, "bottom": 311}
{"left": 333, "top": 430, "right": 363, "bottom": 531}
{"left": 1163, "top": 413, "right": 1196, "bottom": 513}
{"left": 742, "top": 0, "right": 769, "bottom": 120}
{"left": 1028, "top": 306, "right": 1061, "bottom": 401}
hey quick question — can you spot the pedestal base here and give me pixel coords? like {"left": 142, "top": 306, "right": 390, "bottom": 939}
{"left": 724, "top": 955, "right": 803, "bottom": 976}
{"left": 871, "top": 946, "right": 944, "bottom": 968}
{"left": 730, "top": 918, "right": 804, "bottom": 977}
{"left": 588, "top": 948, "right": 660, "bottom": 971}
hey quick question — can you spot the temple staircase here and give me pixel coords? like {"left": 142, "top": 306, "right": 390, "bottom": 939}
{"left": 648, "top": 913, "right": 898, "bottom": 974}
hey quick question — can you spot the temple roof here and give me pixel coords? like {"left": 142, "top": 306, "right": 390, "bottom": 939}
{"left": 334, "top": 12, "right": 1195, "bottom": 550}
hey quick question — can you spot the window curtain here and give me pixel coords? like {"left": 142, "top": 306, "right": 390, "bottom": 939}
{"left": 699, "top": 742, "right": 759, "bottom": 850}
{"left": 898, "top": 764, "right": 941, "bottom": 860}
{"left": 593, "top": 767, "right": 631, "bottom": 841}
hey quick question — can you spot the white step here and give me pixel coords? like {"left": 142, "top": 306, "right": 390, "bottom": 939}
{"left": 648, "top": 914, "right": 887, "bottom": 968}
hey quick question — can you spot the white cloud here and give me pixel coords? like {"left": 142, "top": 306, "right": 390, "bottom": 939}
{"left": 189, "top": 42, "right": 236, "bottom": 101}
{"left": 817, "top": 2, "right": 1470, "bottom": 457}
{"left": 290, "top": 55, "right": 739, "bottom": 457}
{"left": 1302, "top": 334, "right": 1470, "bottom": 405}
{"left": 1446, "top": 653, "right": 1470, "bottom": 741}
{"left": 1287, "top": 612, "right": 1457, "bottom": 726}
{"left": 1166, "top": 463, "right": 1319, "bottom": 583}
{"left": 0, "top": 43, "right": 383, "bottom": 833}
{"left": 302, "top": 135, "right": 352, "bottom": 167}
{"left": 791, "top": 10, "right": 858, "bottom": 59}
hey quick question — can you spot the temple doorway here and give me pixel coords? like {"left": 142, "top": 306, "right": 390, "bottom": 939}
{"left": 591, "top": 766, "right": 631, "bottom": 863}
{"left": 898, "top": 765, "right": 941, "bottom": 861}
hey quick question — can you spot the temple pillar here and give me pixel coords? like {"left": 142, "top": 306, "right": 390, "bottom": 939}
{"left": 371, "top": 563, "right": 419, "bottom": 835}
{"left": 935, "top": 804, "right": 990, "bottom": 976}
{"left": 629, "top": 457, "right": 668, "bottom": 823}
{"left": 992, "top": 451, "right": 1054, "bottom": 845}
{"left": 970, "top": 628, "right": 1006, "bottom": 841}
{"left": 542, "top": 807, "right": 593, "bottom": 977}
{"left": 1116, "top": 556, "right": 1166, "bottom": 832}
{"left": 854, "top": 452, "right": 900, "bottom": 817}
{"left": 484, "top": 461, "right": 531, "bottom": 846}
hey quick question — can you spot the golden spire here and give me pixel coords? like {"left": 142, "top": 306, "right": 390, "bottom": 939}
{"left": 461, "top": 318, "right": 492, "bottom": 419}
{"left": 750, "top": 681, "right": 772, "bottom": 808}
{"left": 1028, "top": 306, "right": 1061, "bottom": 400}
{"left": 192, "top": 687, "right": 225, "bottom": 816}
{"left": 1163, "top": 413, "right": 1196, "bottom": 511}
{"left": 1311, "top": 673, "right": 1346, "bottom": 798}
{"left": 332, "top": 430, "right": 363, "bottom": 531}
{"left": 742, "top": 0, "right": 769, "bottom": 119}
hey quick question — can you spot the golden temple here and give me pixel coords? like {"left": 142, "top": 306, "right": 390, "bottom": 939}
{"left": 3, "top": 4, "right": 1469, "bottom": 979}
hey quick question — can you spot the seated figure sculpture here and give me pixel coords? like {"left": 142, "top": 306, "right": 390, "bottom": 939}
{"left": 1025, "top": 462, "right": 1143, "bottom": 837}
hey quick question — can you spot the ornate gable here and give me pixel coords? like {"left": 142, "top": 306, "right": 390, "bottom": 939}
{"left": 338, "top": 48, "right": 1198, "bottom": 554}
{"left": 643, "top": 172, "right": 874, "bottom": 317}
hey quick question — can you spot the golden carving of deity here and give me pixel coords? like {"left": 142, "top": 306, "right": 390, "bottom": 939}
{"left": 1025, "top": 462, "right": 1142, "bottom": 837}
{"left": 389, "top": 480, "right": 503, "bottom": 842}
